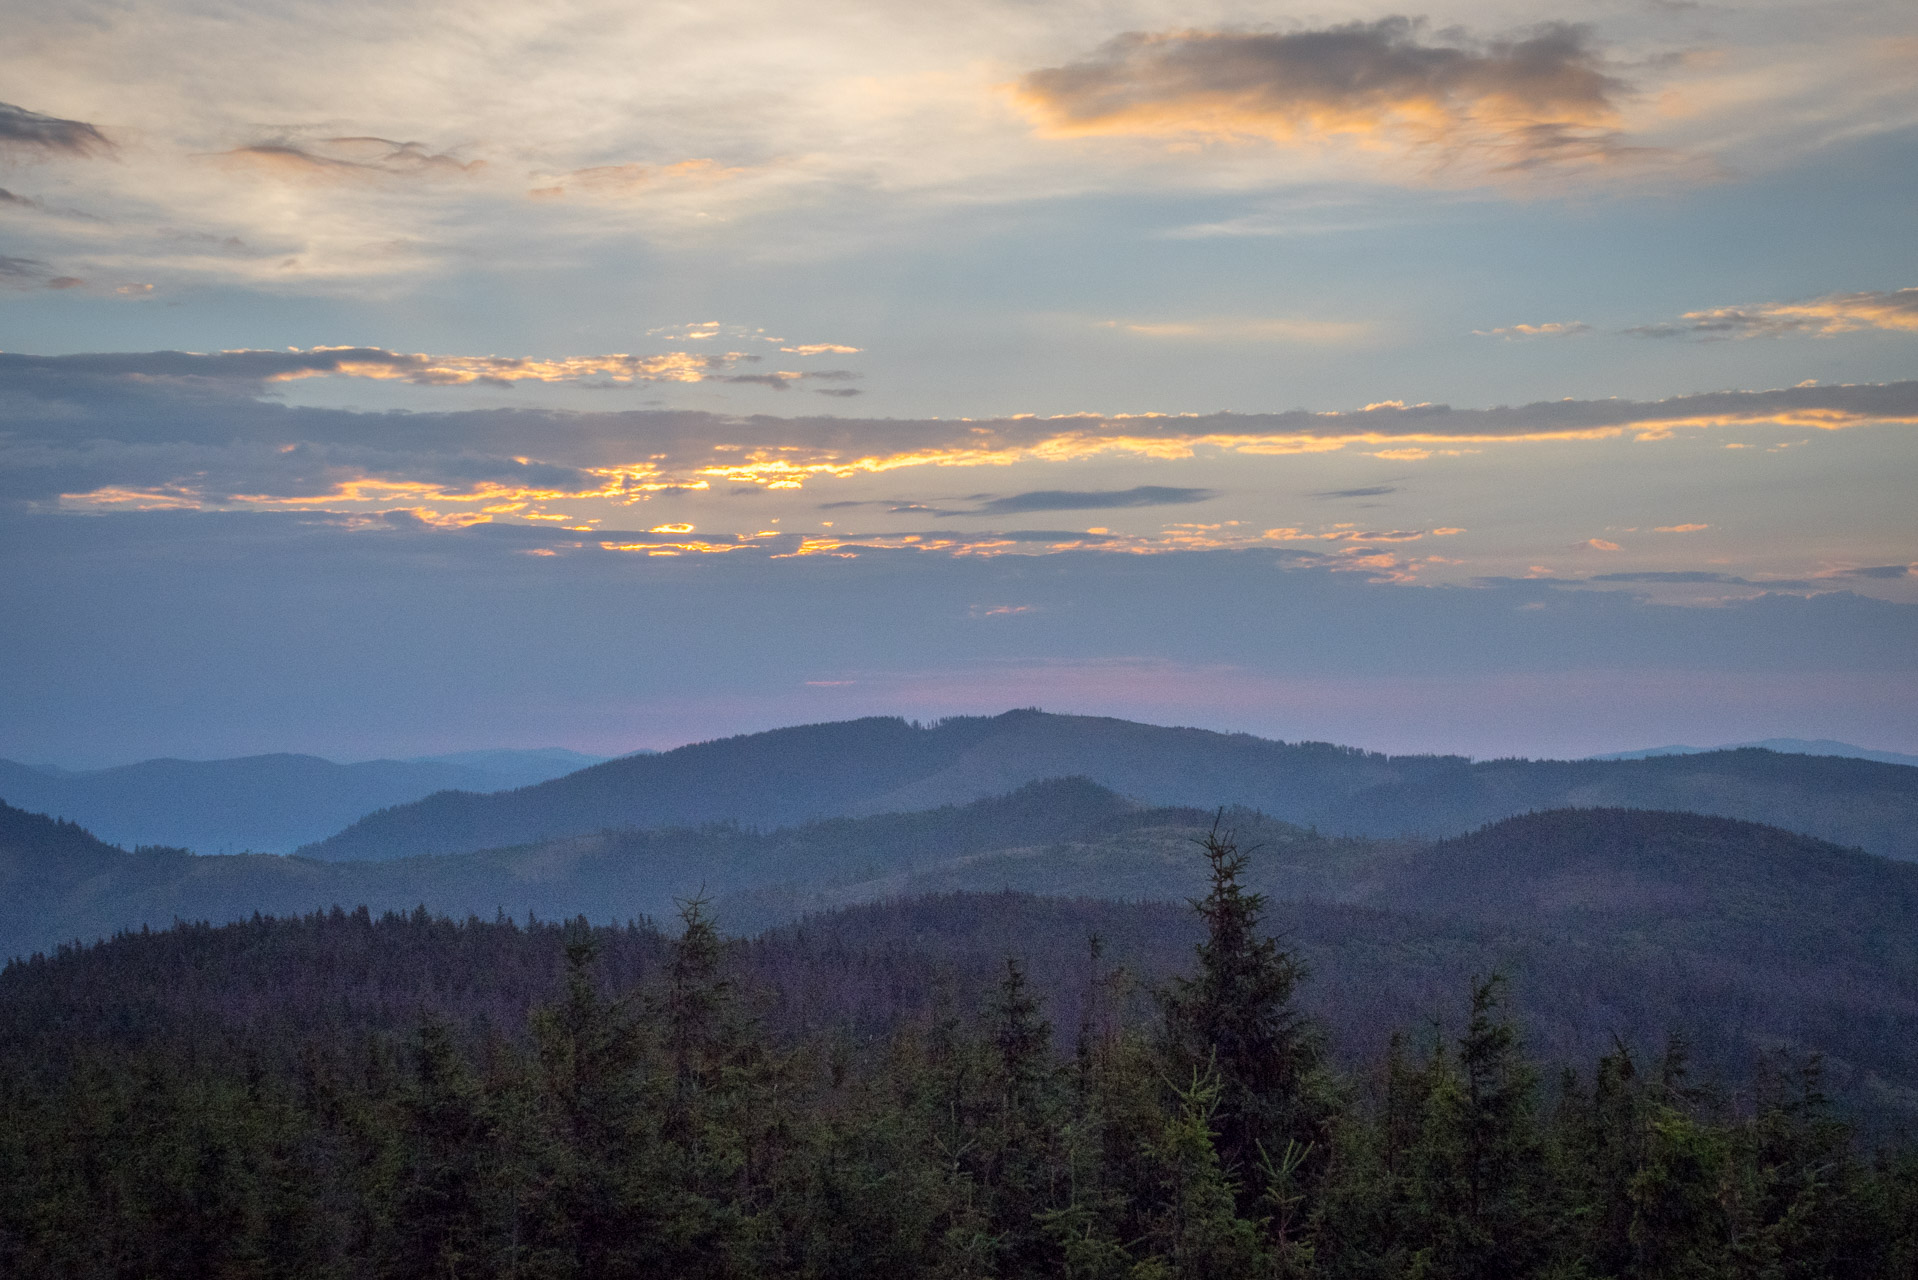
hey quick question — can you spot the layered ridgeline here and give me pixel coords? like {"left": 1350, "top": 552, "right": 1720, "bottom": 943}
{"left": 0, "top": 748, "right": 609, "bottom": 854}
{"left": 6, "top": 788, "right": 1917, "bottom": 1122}
{"left": 299, "top": 711, "right": 1918, "bottom": 862}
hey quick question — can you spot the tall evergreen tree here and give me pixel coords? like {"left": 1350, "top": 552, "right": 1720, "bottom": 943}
{"left": 981, "top": 957, "right": 1065, "bottom": 1278}
{"left": 1406, "top": 975, "right": 1550, "bottom": 1280}
{"left": 1161, "top": 820, "right": 1331, "bottom": 1227}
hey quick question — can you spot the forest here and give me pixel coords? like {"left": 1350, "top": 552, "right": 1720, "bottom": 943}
{"left": 3, "top": 826, "right": 1914, "bottom": 1279}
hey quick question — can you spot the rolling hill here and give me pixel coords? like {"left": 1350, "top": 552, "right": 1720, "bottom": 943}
{"left": 8, "top": 798, "right": 1917, "bottom": 1125}
{"left": 9, "top": 771, "right": 1918, "bottom": 1122}
{"left": 298, "top": 710, "right": 1918, "bottom": 861}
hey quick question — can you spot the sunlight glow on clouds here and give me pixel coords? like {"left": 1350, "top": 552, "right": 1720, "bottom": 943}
{"left": 4, "top": 346, "right": 1910, "bottom": 603}
{"left": 1, "top": 0, "right": 1915, "bottom": 760}
{"left": 9, "top": 351, "right": 1914, "bottom": 523}
{"left": 1628, "top": 287, "right": 1918, "bottom": 340}
{"left": 1017, "top": 19, "right": 1642, "bottom": 181}
{"left": 1474, "top": 322, "right": 1591, "bottom": 339}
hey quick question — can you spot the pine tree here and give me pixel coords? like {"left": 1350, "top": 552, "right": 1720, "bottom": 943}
{"left": 1406, "top": 975, "right": 1550, "bottom": 1280}
{"left": 1138, "top": 1070, "right": 1274, "bottom": 1280}
{"left": 527, "top": 923, "right": 652, "bottom": 1278}
{"left": 383, "top": 1016, "right": 492, "bottom": 1279}
{"left": 1161, "top": 819, "right": 1330, "bottom": 1228}
{"left": 982, "top": 957, "right": 1065, "bottom": 1278}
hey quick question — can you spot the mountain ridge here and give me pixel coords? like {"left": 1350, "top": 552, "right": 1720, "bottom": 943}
{"left": 299, "top": 710, "right": 1918, "bottom": 862}
{"left": 1591, "top": 737, "right": 1918, "bottom": 768}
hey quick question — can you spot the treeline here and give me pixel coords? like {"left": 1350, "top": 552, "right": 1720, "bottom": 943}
{"left": 2, "top": 832, "right": 1914, "bottom": 1278}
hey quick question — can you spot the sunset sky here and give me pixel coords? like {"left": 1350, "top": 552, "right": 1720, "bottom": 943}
{"left": 3, "top": 0, "right": 1914, "bottom": 764}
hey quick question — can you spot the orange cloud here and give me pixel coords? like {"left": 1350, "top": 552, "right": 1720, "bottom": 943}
{"left": 249, "top": 346, "right": 751, "bottom": 386}
{"left": 1017, "top": 19, "right": 1632, "bottom": 175}
{"left": 1628, "top": 288, "right": 1918, "bottom": 339}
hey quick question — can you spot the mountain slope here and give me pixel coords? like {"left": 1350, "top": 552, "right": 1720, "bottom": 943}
{"left": 0, "top": 778, "right": 1156, "bottom": 958}
{"left": 401, "top": 747, "right": 614, "bottom": 786}
{"left": 0, "top": 751, "right": 607, "bottom": 854}
{"left": 299, "top": 710, "right": 1918, "bottom": 861}
{"left": 301, "top": 716, "right": 1018, "bottom": 860}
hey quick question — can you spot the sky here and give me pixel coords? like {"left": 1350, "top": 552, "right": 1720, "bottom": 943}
{"left": 2, "top": 0, "right": 1915, "bottom": 765}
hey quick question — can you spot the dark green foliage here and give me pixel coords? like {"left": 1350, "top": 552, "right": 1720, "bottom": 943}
{"left": 4, "top": 835, "right": 1918, "bottom": 1279}
{"left": 1161, "top": 821, "right": 1331, "bottom": 1228}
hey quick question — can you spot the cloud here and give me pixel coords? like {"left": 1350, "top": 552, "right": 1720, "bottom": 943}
{"left": 0, "top": 255, "right": 84, "bottom": 291}
{"left": 219, "top": 137, "right": 480, "bottom": 182}
{"left": 527, "top": 158, "right": 741, "bottom": 200}
{"left": 1017, "top": 19, "right": 1634, "bottom": 176}
{"left": 1313, "top": 485, "right": 1397, "bottom": 498}
{"left": 1627, "top": 288, "right": 1918, "bottom": 340}
{"left": 824, "top": 485, "right": 1220, "bottom": 518}
{"left": 1654, "top": 523, "right": 1708, "bottom": 533}
{"left": 969, "top": 485, "right": 1219, "bottom": 515}
{"left": 717, "top": 370, "right": 860, "bottom": 391}
{"left": 1591, "top": 571, "right": 1754, "bottom": 584}
{"left": 3, "top": 351, "right": 1913, "bottom": 518}
{"left": 1100, "top": 317, "right": 1370, "bottom": 344}
{"left": 1823, "top": 564, "right": 1913, "bottom": 580}
{"left": 1474, "top": 322, "right": 1591, "bottom": 339}
{"left": 0, "top": 101, "right": 110, "bottom": 157}
{"left": 1262, "top": 527, "right": 1432, "bottom": 544}
{"left": 0, "top": 345, "right": 758, "bottom": 387}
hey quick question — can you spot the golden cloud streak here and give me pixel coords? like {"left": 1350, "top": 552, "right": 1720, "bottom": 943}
{"left": 266, "top": 347, "right": 741, "bottom": 386}
{"left": 60, "top": 474, "right": 638, "bottom": 519}
{"left": 692, "top": 400, "right": 1911, "bottom": 492}
{"left": 47, "top": 375, "right": 1915, "bottom": 525}
{"left": 1652, "top": 288, "right": 1918, "bottom": 339}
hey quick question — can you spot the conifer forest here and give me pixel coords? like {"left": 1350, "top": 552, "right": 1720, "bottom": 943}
{"left": 4, "top": 827, "right": 1914, "bottom": 1279}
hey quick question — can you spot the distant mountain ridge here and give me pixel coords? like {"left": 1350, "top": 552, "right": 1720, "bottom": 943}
{"left": 0, "top": 777, "right": 1157, "bottom": 958}
{"left": 300, "top": 710, "right": 1918, "bottom": 862}
{"left": 0, "top": 748, "right": 611, "bottom": 854}
{"left": 1591, "top": 738, "right": 1918, "bottom": 768}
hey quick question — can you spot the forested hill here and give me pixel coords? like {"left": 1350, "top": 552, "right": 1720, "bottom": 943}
{"left": 0, "top": 778, "right": 1167, "bottom": 959}
{"left": 300, "top": 709, "right": 1918, "bottom": 861}
{"left": 8, "top": 789, "right": 1918, "bottom": 1122}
